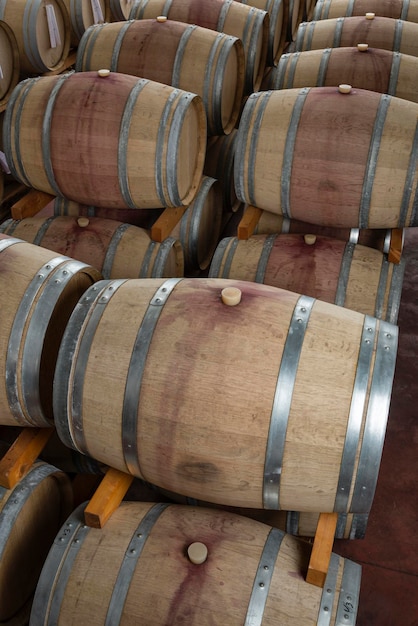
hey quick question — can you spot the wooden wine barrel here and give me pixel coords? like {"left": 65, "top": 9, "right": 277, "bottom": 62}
{"left": 62, "top": 0, "right": 109, "bottom": 46}
{"left": 75, "top": 18, "right": 245, "bottom": 136}
{"left": 127, "top": 0, "right": 269, "bottom": 94}
{"left": 263, "top": 46, "right": 418, "bottom": 104}
{"left": 0, "top": 0, "right": 71, "bottom": 74}
{"left": 4, "top": 71, "right": 207, "bottom": 210}
{"left": 234, "top": 86, "right": 418, "bottom": 228}
{"left": 238, "top": 0, "right": 287, "bottom": 64}
{"left": 54, "top": 277, "right": 398, "bottom": 514}
{"left": 248, "top": 208, "right": 403, "bottom": 254}
{"left": 204, "top": 131, "right": 240, "bottom": 213}
{"left": 169, "top": 176, "right": 223, "bottom": 273}
{"left": 30, "top": 501, "right": 361, "bottom": 625}
{"left": 288, "top": 0, "right": 305, "bottom": 40}
{"left": 313, "top": 0, "right": 418, "bottom": 22}
{"left": 295, "top": 16, "right": 418, "bottom": 57}
{"left": 0, "top": 215, "right": 184, "bottom": 279}
{"left": 0, "top": 20, "right": 19, "bottom": 109}
{"left": 0, "top": 461, "right": 73, "bottom": 625}
{"left": 209, "top": 233, "right": 405, "bottom": 323}
{"left": 0, "top": 234, "right": 102, "bottom": 427}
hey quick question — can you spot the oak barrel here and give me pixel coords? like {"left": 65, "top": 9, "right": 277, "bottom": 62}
{"left": 54, "top": 277, "right": 398, "bottom": 514}
{"left": 209, "top": 233, "right": 405, "bottom": 323}
{"left": 234, "top": 86, "right": 418, "bottom": 228}
{"left": 0, "top": 20, "right": 19, "bottom": 108}
{"left": 295, "top": 16, "right": 418, "bottom": 57}
{"left": 238, "top": 0, "right": 287, "bottom": 64}
{"left": 0, "top": 461, "right": 73, "bottom": 624}
{"left": 313, "top": 0, "right": 418, "bottom": 22}
{"left": 127, "top": 0, "right": 269, "bottom": 93}
{"left": 3, "top": 71, "right": 207, "bottom": 209}
{"left": 263, "top": 47, "right": 418, "bottom": 104}
{"left": 0, "top": 0, "right": 71, "bottom": 74}
{"left": 0, "top": 216, "right": 184, "bottom": 279}
{"left": 204, "top": 130, "right": 240, "bottom": 213}
{"left": 0, "top": 234, "right": 101, "bottom": 427}
{"left": 75, "top": 18, "right": 245, "bottom": 136}
{"left": 30, "top": 501, "right": 361, "bottom": 625}
{"left": 62, "top": 0, "right": 109, "bottom": 45}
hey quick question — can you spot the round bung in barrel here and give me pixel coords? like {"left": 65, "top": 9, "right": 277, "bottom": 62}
{"left": 30, "top": 501, "right": 361, "bottom": 625}
{"left": 53, "top": 277, "right": 398, "bottom": 514}
{"left": 4, "top": 71, "right": 207, "bottom": 210}
{"left": 75, "top": 19, "right": 245, "bottom": 136}
{"left": 0, "top": 462, "right": 73, "bottom": 624}
{"left": 0, "top": 234, "right": 102, "bottom": 427}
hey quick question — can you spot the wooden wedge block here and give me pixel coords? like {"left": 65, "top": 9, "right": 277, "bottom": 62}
{"left": 11, "top": 189, "right": 55, "bottom": 219}
{"left": 0, "top": 427, "right": 55, "bottom": 489}
{"left": 151, "top": 207, "right": 187, "bottom": 242}
{"left": 388, "top": 228, "right": 404, "bottom": 264}
{"left": 237, "top": 205, "right": 262, "bottom": 239}
{"left": 84, "top": 467, "right": 134, "bottom": 529}
{"left": 306, "top": 512, "right": 338, "bottom": 588}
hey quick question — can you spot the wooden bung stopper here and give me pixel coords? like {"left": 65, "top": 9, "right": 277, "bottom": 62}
{"left": 188, "top": 542, "right": 208, "bottom": 565}
{"left": 365, "top": 12, "right": 375, "bottom": 18}
{"left": 221, "top": 287, "right": 242, "bottom": 306}
{"left": 357, "top": 43, "right": 369, "bottom": 51}
{"left": 98, "top": 69, "right": 110, "bottom": 77}
{"left": 156, "top": 15, "right": 167, "bottom": 22}
{"left": 304, "top": 234, "right": 317, "bottom": 245}
{"left": 338, "top": 84, "right": 352, "bottom": 94}
{"left": 77, "top": 217, "right": 90, "bottom": 227}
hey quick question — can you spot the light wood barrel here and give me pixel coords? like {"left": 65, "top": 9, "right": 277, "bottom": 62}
{"left": 4, "top": 71, "right": 207, "bottom": 210}
{"left": 0, "top": 234, "right": 101, "bottom": 427}
{"left": 75, "top": 18, "right": 245, "bottom": 136}
{"left": 288, "top": 0, "right": 305, "bottom": 40}
{"left": 264, "top": 47, "right": 418, "bottom": 104}
{"left": 0, "top": 0, "right": 71, "bottom": 74}
{"left": 295, "top": 16, "right": 418, "bottom": 57}
{"left": 0, "top": 216, "right": 184, "bottom": 279}
{"left": 209, "top": 233, "right": 405, "bottom": 323}
{"left": 109, "top": 0, "right": 132, "bottom": 19}
{"left": 128, "top": 0, "right": 269, "bottom": 94}
{"left": 238, "top": 0, "right": 287, "bottom": 64}
{"left": 0, "top": 20, "right": 19, "bottom": 109}
{"left": 204, "top": 131, "right": 240, "bottom": 213}
{"left": 54, "top": 277, "right": 398, "bottom": 514}
{"left": 0, "top": 462, "right": 73, "bottom": 625}
{"left": 30, "top": 501, "right": 362, "bottom": 625}
{"left": 62, "top": 0, "right": 109, "bottom": 46}
{"left": 248, "top": 208, "right": 403, "bottom": 254}
{"left": 313, "top": 0, "right": 418, "bottom": 22}
{"left": 234, "top": 87, "right": 418, "bottom": 228}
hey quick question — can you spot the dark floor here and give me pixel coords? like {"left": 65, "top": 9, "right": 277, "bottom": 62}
{"left": 333, "top": 227, "right": 418, "bottom": 625}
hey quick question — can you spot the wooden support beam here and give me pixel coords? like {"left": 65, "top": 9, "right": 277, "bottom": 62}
{"left": 306, "top": 512, "right": 338, "bottom": 588}
{"left": 237, "top": 205, "right": 262, "bottom": 240}
{"left": 84, "top": 467, "right": 134, "bottom": 529}
{"left": 0, "top": 427, "right": 55, "bottom": 489}
{"left": 11, "top": 189, "right": 55, "bottom": 219}
{"left": 151, "top": 207, "right": 187, "bottom": 242}
{"left": 388, "top": 228, "right": 404, "bottom": 264}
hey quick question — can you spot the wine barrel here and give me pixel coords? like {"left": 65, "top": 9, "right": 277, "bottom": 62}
{"left": 313, "top": 0, "right": 418, "bottom": 22}
{"left": 0, "top": 216, "right": 184, "bottom": 279}
{"left": 295, "top": 16, "right": 418, "bottom": 57}
{"left": 209, "top": 233, "right": 405, "bottom": 323}
{"left": 234, "top": 86, "right": 418, "bottom": 228}
{"left": 288, "top": 0, "right": 305, "bottom": 40}
{"left": 0, "top": 462, "right": 73, "bottom": 625}
{"left": 54, "top": 277, "right": 398, "bottom": 514}
{"left": 204, "top": 131, "right": 240, "bottom": 213}
{"left": 127, "top": 0, "right": 269, "bottom": 94}
{"left": 263, "top": 46, "right": 418, "bottom": 104}
{"left": 4, "top": 71, "right": 207, "bottom": 210}
{"left": 62, "top": 0, "right": 109, "bottom": 46}
{"left": 238, "top": 0, "right": 287, "bottom": 64}
{"left": 30, "top": 501, "right": 361, "bottom": 625}
{"left": 247, "top": 208, "right": 403, "bottom": 254}
{"left": 0, "top": 20, "right": 19, "bottom": 109}
{"left": 0, "top": 234, "right": 101, "bottom": 427}
{"left": 0, "top": 0, "right": 71, "bottom": 74}
{"left": 75, "top": 18, "right": 245, "bottom": 136}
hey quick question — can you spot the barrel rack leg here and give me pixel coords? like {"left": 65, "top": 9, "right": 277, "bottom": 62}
{"left": 150, "top": 207, "right": 187, "bottom": 242}
{"left": 0, "top": 427, "right": 55, "bottom": 489}
{"left": 306, "top": 512, "right": 338, "bottom": 588}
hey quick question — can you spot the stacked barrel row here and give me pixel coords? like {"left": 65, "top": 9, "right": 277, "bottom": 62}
{"left": 1, "top": 0, "right": 413, "bottom": 623}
